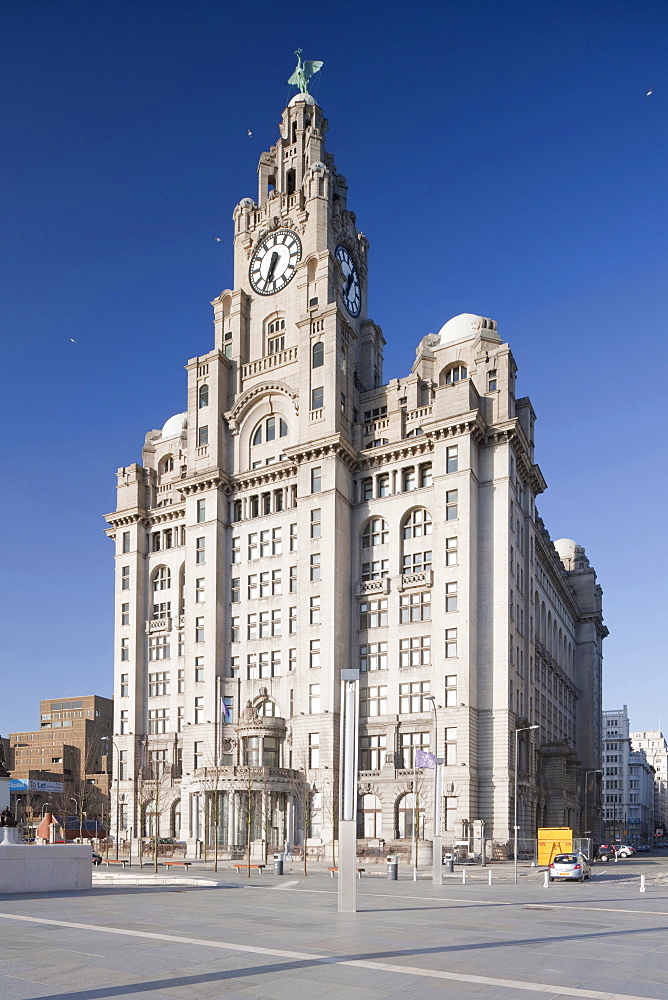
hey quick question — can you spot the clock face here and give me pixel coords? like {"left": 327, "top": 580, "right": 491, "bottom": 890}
{"left": 336, "top": 244, "right": 361, "bottom": 317}
{"left": 249, "top": 230, "right": 302, "bottom": 295}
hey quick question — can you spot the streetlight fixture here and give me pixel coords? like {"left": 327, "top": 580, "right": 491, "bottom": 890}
{"left": 514, "top": 724, "right": 539, "bottom": 885}
{"left": 584, "top": 769, "right": 603, "bottom": 842}
{"left": 424, "top": 694, "right": 444, "bottom": 886}
{"left": 101, "top": 736, "right": 121, "bottom": 860}
{"left": 41, "top": 801, "right": 52, "bottom": 819}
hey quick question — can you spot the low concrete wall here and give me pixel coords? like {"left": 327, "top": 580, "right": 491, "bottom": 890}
{"left": 0, "top": 844, "right": 93, "bottom": 893}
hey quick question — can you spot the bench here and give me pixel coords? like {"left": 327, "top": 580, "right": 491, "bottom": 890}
{"left": 162, "top": 860, "right": 191, "bottom": 869}
{"left": 233, "top": 864, "right": 266, "bottom": 874}
{"left": 103, "top": 859, "right": 130, "bottom": 868}
{"left": 328, "top": 867, "right": 365, "bottom": 878}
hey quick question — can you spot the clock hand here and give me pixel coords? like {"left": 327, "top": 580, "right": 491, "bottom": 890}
{"left": 345, "top": 271, "right": 354, "bottom": 295}
{"left": 266, "top": 251, "right": 279, "bottom": 282}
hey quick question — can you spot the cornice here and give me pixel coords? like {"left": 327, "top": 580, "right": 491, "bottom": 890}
{"left": 103, "top": 510, "right": 149, "bottom": 533}
{"left": 288, "top": 434, "right": 358, "bottom": 471}
{"left": 227, "top": 461, "right": 299, "bottom": 495}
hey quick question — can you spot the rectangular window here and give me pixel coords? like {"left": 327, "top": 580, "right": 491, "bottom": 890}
{"left": 399, "top": 635, "right": 431, "bottom": 667}
{"left": 194, "top": 657, "right": 205, "bottom": 683}
{"left": 377, "top": 473, "right": 390, "bottom": 497}
{"left": 151, "top": 532, "right": 161, "bottom": 552}
{"left": 148, "top": 635, "right": 170, "bottom": 660}
{"left": 445, "top": 581, "right": 458, "bottom": 612}
{"left": 289, "top": 565, "right": 297, "bottom": 593}
{"left": 197, "top": 499, "right": 206, "bottom": 523}
{"left": 196, "top": 537, "right": 205, "bottom": 563}
{"left": 151, "top": 601, "right": 171, "bottom": 621}
{"left": 444, "top": 726, "right": 458, "bottom": 764}
{"left": 310, "top": 638, "right": 321, "bottom": 669}
{"left": 399, "top": 592, "right": 431, "bottom": 623}
{"left": 194, "top": 741, "right": 203, "bottom": 770}
{"left": 229, "top": 656, "right": 239, "bottom": 678}
{"left": 247, "top": 613, "right": 258, "bottom": 640}
{"left": 272, "top": 569, "right": 282, "bottom": 595}
{"left": 231, "top": 536, "right": 240, "bottom": 563}
{"left": 195, "top": 578, "right": 205, "bottom": 603}
{"left": 121, "top": 602, "right": 130, "bottom": 626}
{"left": 359, "top": 641, "right": 388, "bottom": 672}
{"left": 259, "top": 611, "right": 270, "bottom": 639}
{"left": 308, "top": 733, "right": 320, "bottom": 769}
{"left": 310, "top": 596, "right": 321, "bottom": 625}
{"left": 311, "top": 386, "right": 324, "bottom": 410}
{"left": 402, "top": 551, "right": 432, "bottom": 574}
{"left": 487, "top": 370, "right": 497, "bottom": 392}
{"left": 271, "top": 649, "right": 282, "bottom": 675}
{"left": 120, "top": 638, "right": 130, "bottom": 661}
{"left": 194, "top": 697, "right": 204, "bottom": 724}
{"left": 290, "top": 523, "right": 297, "bottom": 551}
{"left": 178, "top": 668, "right": 185, "bottom": 693}
{"left": 260, "top": 530, "right": 270, "bottom": 557}
{"left": 446, "top": 537, "right": 458, "bottom": 565}
{"left": 198, "top": 426, "right": 208, "bottom": 447}
{"left": 272, "top": 526, "right": 282, "bottom": 555}
{"left": 118, "top": 749, "right": 128, "bottom": 780}
{"left": 311, "top": 466, "right": 322, "bottom": 493}
{"left": 402, "top": 467, "right": 416, "bottom": 492}
{"left": 120, "top": 710, "right": 128, "bottom": 735}
{"left": 120, "top": 674, "right": 129, "bottom": 698}
{"left": 289, "top": 607, "right": 297, "bottom": 634}
{"left": 359, "top": 733, "right": 387, "bottom": 770}
{"left": 360, "top": 685, "right": 388, "bottom": 718}
{"left": 446, "top": 445, "right": 458, "bottom": 473}
{"left": 308, "top": 683, "right": 320, "bottom": 713}
{"left": 268, "top": 334, "right": 285, "bottom": 355}
{"left": 230, "top": 616, "right": 240, "bottom": 642}
{"left": 248, "top": 532, "right": 258, "bottom": 560}
{"left": 399, "top": 679, "right": 431, "bottom": 714}
{"left": 289, "top": 648, "right": 296, "bottom": 673}
{"left": 148, "top": 708, "right": 169, "bottom": 734}
{"left": 121, "top": 566, "right": 130, "bottom": 590}
{"left": 122, "top": 532, "right": 130, "bottom": 553}
{"left": 445, "top": 628, "right": 458, "bottom": 658}
{"left": 259, "top": 571, "right": 270, "bottom": 597}
{"left": 362, "top": 559, "right": 389, "bottom": 581}
{"left": 223, "top": 696, "right": 234, "bottom": 723}
{"left": 419, "top": 463, "right": 433, "bottom": 488}
{"left": 399, "top": 732, "right": 429, "bottom": 769}
{"left": 231, "top": 577, "right": 240, "bottom": 603}
{"left": 359, "top": 598, "right": 388, "bottom": 629}
{"left": 247, "top": 574, "right": 258, "bottom": 599}
{"left": 310, "top": 508, "right": 322, "bottom": 538}
{"left": 445, "top": 675, "right": 457, "bottom": 706}
{"left": 361, "top": 478, "right": 373, "bottom": 501}
{"left": 310, "top": 553, "right": 321, "bottom": 581}
{"left": 446, "top": 490, "right": 458, "bottom": 520}
{"left": 148, "top": 671, "right": 170, "bottom": 696}
{"left": 195, "top": 616, "right": 205, "bottom": 642}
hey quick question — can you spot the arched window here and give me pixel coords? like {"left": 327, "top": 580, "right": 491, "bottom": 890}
{"left": 198, "top": 384, "right": 209, "bottom": 408}
{"left": 402, "top": 509, "right": 432, "bottom": 539}
{"left": 258, "top": 699, "right": 278, "bottom": 717}
{"left": 251, "top": 416, "right": 289, "bottom": 446}
{"left": 396, "top": 792, "right": 424, "bottom": 839}
{"left": 267, "top": 318, "right": 285, "bottom": 354}
{"left": 362, "top": 518, "right": 389, "bottom": 548}
{"left": 312, "top": 341, "right": 324, "bottom": 368}
{"left": 152, "top": 566, "right": 171, "bottom": 592}
{"left": 160, "top": 455, "right": 174, "bottom": 475}
{"left": 142, "top": 800, "right": 158, "bottom": 838}
{"left": 358, "top": 794, "right": 382, "bottom": 838}
{"left": 170, "top": 799, "right": 181, "bottom": 839}
{"left": 441, "top": 364, "right": 468, "bottom": 386}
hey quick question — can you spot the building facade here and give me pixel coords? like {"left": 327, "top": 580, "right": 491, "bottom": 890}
{"left": 603, "top": 707, "right": 655, "bottom": 845}
{"left": 630, "top": 729, "right": 668, "bottom": 836}
{"left": 104, "top": 88, "right": 606, "bottom": 855}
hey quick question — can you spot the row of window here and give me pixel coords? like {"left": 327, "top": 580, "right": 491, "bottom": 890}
{"left": 359, "top": 728, "right": 458, "bottom": 770}
{"left": 359, "top": 588, "right": 457, "bottom": 628}
{"left": 358, "top": 452, "right": 457, "bottom": 502}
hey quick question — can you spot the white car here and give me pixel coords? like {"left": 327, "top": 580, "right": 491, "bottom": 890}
{"left": 614, "top": 844, "right": 635, "bottom": 858}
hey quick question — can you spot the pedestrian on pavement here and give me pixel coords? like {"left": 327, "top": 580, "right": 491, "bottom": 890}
{"left": 284, "top": 840, "right": 293, "bottom": 860}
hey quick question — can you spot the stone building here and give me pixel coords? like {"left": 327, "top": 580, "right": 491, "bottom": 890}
{"left": 104, "top": 87, "right": 605, "bottom": 856}
{"left": 630, "top": 728, "right": 667, "bottom": 837}
{"left": 603, "top": 707, "right": 656, "bottom": 845}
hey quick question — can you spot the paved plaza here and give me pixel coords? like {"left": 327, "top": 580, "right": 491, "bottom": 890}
{"left": 4, "top": 857, "right": 668, "bottom": 1000}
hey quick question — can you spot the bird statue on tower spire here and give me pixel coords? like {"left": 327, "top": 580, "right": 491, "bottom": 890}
{"left": 287, "top": 49, "right": 323, "bottom": 94}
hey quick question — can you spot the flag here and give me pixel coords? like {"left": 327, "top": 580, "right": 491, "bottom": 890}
{"left": 415, "top": 749, "right": 435, "bottom": 769}
{"left": 221, "top": 698, "right": 231, "bottom": 723}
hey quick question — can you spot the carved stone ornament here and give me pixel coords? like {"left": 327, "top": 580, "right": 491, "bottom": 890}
{"left": 240, "top": 700, "right": 262, "bottom": 725}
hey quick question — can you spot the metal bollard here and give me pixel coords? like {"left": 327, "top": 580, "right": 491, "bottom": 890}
{"left": 462, "top": 867, "right": 466, "bottom": 884}
{"left": 640, "top": 874, "right": 646, "bottom": 893}
{"left": 488, "top": 869, "right": 492, "bottom": 885}
{"left": 544, "top": 871, "right": 550, "bottom": 888}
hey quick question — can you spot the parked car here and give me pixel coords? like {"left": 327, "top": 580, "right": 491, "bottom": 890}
{"left": 549, "top": 853, "right": 592, "bottom": 882}
{"left": 635, "top": 844, "right": 651, "bottom": 853}
{"left": 596, "top": 843, "right": 617, "bottom": 861}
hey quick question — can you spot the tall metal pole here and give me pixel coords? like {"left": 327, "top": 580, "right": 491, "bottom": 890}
{"left": 584, "top": 769, "right": 602, "bottom": 842}
{"left": 102, "top": 736, "right": 120, "bottom": 860}
{"left": 338, "top": 669, "right": 359, "bottom": 913}
{"left": 514, "top": 725, "right": 539, "bottom": 885}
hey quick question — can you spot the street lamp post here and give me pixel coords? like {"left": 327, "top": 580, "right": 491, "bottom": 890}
{"left": 424, "top": 695, "right": 443, "bottom": 886}
{"left": 514, "top": 724, "right": 539, "bottom": 885}
{"left": 101, "top": 736, "right": 120, "bottom": 860}
{"left": 583, "top": 769, "right": 603, "bottom": 842}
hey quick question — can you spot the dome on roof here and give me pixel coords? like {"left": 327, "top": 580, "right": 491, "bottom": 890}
{"left": 288, "top": 92, "right": 317, "bottom": 107}
{"left": 438, "top": 313, "right": 498, "bottom": 344}
{"left": 161, "top": 412, "right": 187, "bottom": 439}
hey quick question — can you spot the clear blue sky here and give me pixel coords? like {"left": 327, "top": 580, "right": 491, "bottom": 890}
{"left": 2, "top": 0, "right": 666, "bottom": 736}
